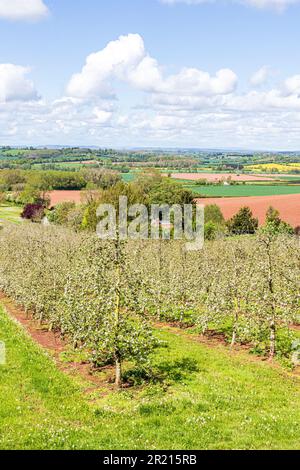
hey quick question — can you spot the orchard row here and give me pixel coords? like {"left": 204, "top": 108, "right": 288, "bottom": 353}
{"left": 0, "top": 224, "right": 299, "bottom": 385}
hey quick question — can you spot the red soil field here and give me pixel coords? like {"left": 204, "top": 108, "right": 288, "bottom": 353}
{"left": 172, "top": 173, "right": 275, "bottom": 182}
{"left": 49, "top": 190, "right": 82, "bottom": 206}
{"left": 196, "top": 194, "right": 300, "bottom": 227}
{"left": 49, "top": 191, "right": 300, "bottom": 227}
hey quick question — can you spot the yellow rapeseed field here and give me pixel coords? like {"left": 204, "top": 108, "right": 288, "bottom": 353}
{"left": 246, "top": 163, "right": 300, "bottom": 173}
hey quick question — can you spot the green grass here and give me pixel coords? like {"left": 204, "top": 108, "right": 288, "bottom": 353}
{"left": 276, "top": 175, "right": 300, "bottom": 182}
{"left": 186, "top": 184, "right": 300, "bottom": 197}
{"left": 0, "top": 305, "right": 300, "bottom": 450}
{"left": 0, "top": 205, "right": 22, "bottom": 224}
{"left": 121, "top": 172, "right": 136, "bottom": 182}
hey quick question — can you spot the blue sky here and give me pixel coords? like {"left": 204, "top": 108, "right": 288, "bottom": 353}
{"left": 1, "top": 0, "right": 300, "bottom": 149}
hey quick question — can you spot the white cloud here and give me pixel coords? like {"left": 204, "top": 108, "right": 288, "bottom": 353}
{"left": 0, "top": 64, "right": 38, "bottom": 102}
{"left": 250, "top": 66, "right": 271, "bottom": 86}
{"left": 67, "top": 33, "right": 237, "bottom": 99}
{"left": 244, "top": 0, "right": 299, "bottom": 11}
{"left": 160, "top": 68, "right": 237, "bottom": 95}
{"left": 3, "top": 34, "right": 300, "bottom": 149}
{"left": 0, "top": 0, "right": 49, "bottom": 21}
{"left": 161, "top": 0, "right": 213, "bottom": 4}
{"left": 284, "top": 74, "right": 300, "bottom": 95}
{"left": 93, "top": 108, "right": 113, "bottom": 124}
{"left": 160, "top": 0, "right": 300, "bottom": 12}
{"left": 67, "top": 34, "right": 146, "bottom": 98}
{"left": 3, "top": 89, "right": 300, "bottom": 149}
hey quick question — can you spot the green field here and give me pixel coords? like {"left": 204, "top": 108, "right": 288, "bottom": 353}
{"left": 33, "top": 162, "right": 81, "bottom": 170}
{"left": 275, "top": 175, "right": 300, "bottom": 182}
{"left": 121, "top": 172, "right": 136, "bottom": 182}
{"left": 1, "top": 305, "right": 300, "bottom": 450}
{"left": 33, "top": 161, "right": 97, "bottom": 170}
{"left": 0, "top": 149, "right": 32, "bottom": 157}
{"left": 186, "top": 184, "right": 300, "bottom": 197}
{"left": 0, "top": 205, "right": 22, "bottom": 224}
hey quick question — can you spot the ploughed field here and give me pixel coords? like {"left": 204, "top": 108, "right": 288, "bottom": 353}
{"left": 196, "top": 194, "right": 300, "bottom": 227}
{"left": 48, "top": 187, "right": 300, "bottom": 227}
{"left": 49, "top": 190, "right": 82, "bottom": 206}
{"left": 171, "top": 173, "right": 276, "bottom": 182}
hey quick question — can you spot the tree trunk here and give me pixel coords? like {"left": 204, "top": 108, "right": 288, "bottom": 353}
{"left": 114, "top": 237, "right": 122, "bottom": 389}
{"left": 202, "top": 320, "right": 208, "bottom": 336}
{"left": 157, "top": 240, "right": 162, "bottom": 321}
{"left": 180, "top": 245, "right": 187, "bottom": 329}
{"left": 115, "top": 354, "right": 122, "bottom": 389}
{"left": 231, "top": 301, "right": 239, "bottom": 348}
{"left": 267, "top": 241, "right": 276, "bottom": 360}
{"left": 230, "top": 329, "right": 237, "bottom": 348}
{"left": 269, "top": 318, "right": 276, "bottom": 360}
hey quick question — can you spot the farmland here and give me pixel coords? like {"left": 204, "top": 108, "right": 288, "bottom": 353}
{"left": 189, "top": 184, "right": 300, "bottom": 198}
{"left": 1, "top": 224, "right": 299, "bottom": 370}
{"left": 197, "top": 194, "right": 300, "bottom": 226}
{"left": 245, "top": 163, "right": 300, "bottom": 174}
{"left": 34, "top": 161, "right": 99, "bottom": 171}
{"left": 49, "top": 190, "right": 83, "bottom": 206}
{"left": 4, "top": 0, "right": 300, "bottom": 453}
{"left": 171, "top": 173, "right": 276, "bottom": 182}
{"left": 121, "top": 172, "right": 136, "bottom": 183}
{"left": 1, "top": 223, "right": 300, "bottom": 450}
{"left": 1, "top": 147, "right": 300, "bottom": 451}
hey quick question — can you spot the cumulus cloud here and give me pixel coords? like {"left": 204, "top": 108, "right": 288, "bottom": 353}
{"left": 160, "top": 0, "right": 300, "bottom": 12}
{"left": 0, "top": 64, "right": 38, "bottom": 103}
{"left": 2, "top": 34, "right": 300, "bottom": 149}
{"left": 93, "top": 108, "right": 113, "bottom": 124}
{"left": 284, "top": 74, "right": 300, "bottom": 95}
{"left": 2, "top": 87, "right": 300, "bottom": 149}
{"left": 67, "top": 34, "right": 146, "bottom": 98}
{"left": 160, "top": 68, "right": 237, "bottom": 95}
{"left": 0, "top": 0, "right": 49, "bottom": 21}
{"left": 250, "top": 66, "right": 272, "bottom": 87}
{"left": 67, "top": 33, "right": 237, "bottom": 99}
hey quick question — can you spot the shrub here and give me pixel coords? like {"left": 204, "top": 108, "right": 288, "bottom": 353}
{"left": 47, "top": 202, "right": 76, "bottom": 226}
{"left": 227, "top": 207, "right": 258, "bottom": 235}
{"left": 205, "top": 204, "right": 225, "bottom": 226}
{"left": 264, "top": 207, "right": 294, "bottom": 235}
{"left": 21, "top": 203, "right": 45, "bottom": 222}
{"left": 204, "top": 221, "right": 218, "bottom": 241}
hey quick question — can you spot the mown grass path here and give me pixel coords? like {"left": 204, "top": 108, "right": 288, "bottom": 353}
{"left": 0, "top": 304, "right": 300, "bottom": 450}
{"left": 0, "top": 205, "right": 22, "bottom": 225}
